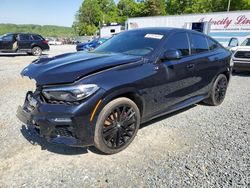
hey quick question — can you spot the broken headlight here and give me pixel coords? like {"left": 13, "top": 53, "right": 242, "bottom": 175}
{"left": 42, "top": 84, "right": 99, "bottom": 102}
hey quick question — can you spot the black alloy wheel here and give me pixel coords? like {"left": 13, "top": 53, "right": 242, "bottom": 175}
{"left": 94, "top": 98, "right": 140, "bottom": 154}
{"left": 204, "top": 74, "right": 228, "bottom": 106}
{"left": 102, "top": 105, "right": 137, "bottom": 149}
{"left": 214, "top": 76, "right": 227, "bottom": 104}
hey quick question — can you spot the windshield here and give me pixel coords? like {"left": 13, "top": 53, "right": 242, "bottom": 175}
{"left": 94, "top": 31, "right": 165, "bottom": 56}
{"left": 98, "top": 38, "right": 108, "bottom": 43}
{"left": 241, "top": 38, "right": 250, "bottom": 46}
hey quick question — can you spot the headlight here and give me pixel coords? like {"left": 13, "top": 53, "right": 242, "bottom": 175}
{"left": 230, "top": 58, "right": 234, "bottom": 67}
{"left": 42, "top": 84, "right": 99, "bottom": 102}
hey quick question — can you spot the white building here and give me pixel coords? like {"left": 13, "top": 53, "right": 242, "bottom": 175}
{"left": 126, "top": 10, "right": 250, "bottom": 46}
{"left": 100, "top": 24, "right": 122, "bottom": 38}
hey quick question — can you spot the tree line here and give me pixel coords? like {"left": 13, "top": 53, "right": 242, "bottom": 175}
{"left": 73, "top": 0, "right": 250, "bottom": 35}
{"left": 0, "top": 24, "right": 74, "bottom": 37}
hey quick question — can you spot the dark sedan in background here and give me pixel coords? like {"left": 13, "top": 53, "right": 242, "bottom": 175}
{"left": 0, "top": 33, "right": 49, "bottom": 56}
{"left": 17, "top": 28, "right": 232, "bottom": 154}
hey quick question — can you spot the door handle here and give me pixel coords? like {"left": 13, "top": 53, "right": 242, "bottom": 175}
{"left": 186, "top": 63, "right": 195, "bottom": 69}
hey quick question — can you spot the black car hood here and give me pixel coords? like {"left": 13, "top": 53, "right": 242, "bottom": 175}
{"left": 21, "top": 52, "right": 142, "bottom": 85}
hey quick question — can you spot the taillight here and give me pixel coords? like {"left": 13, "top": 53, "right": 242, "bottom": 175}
{"left": 42, "top": 40, "right": 48, "bottom": 44}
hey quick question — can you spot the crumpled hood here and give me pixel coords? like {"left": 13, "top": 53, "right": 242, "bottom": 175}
{"left": 21, "top": 52, "right": 142, "bottom": 85}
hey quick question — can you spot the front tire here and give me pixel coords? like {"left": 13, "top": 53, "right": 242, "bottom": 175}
{"left": 204, "top": 74, "right": 228, "bottom": 106}
{"left": 31, "top": 46, "right": 42, "bottom": 56}
{"left": 94, "top": 97, "right": 140, "bottom": 154}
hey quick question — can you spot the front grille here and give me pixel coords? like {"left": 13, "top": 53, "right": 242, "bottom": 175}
{"left": 47, "top": 99, "right": 80, "bottom": 105}
{"left": 235, "top": 51, "right": 250, "bottom": 59}
{"left": 54, "top": 126, "right": 73, "bottom": 137}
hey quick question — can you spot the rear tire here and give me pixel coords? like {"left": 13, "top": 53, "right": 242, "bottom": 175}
{"left": 31, "top": 46, "right": 42, "bottom": 56}
{"left": 94, "top": 97, "right": 140, "bottom": 154}
{"left": 204, "top": 74, "right": 228, "bottom": 106}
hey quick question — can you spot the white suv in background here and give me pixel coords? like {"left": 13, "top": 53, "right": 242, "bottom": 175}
{"left": 228, "top": 35, "right": 250, "bottom": 71}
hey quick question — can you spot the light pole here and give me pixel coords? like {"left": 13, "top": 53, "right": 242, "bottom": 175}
{"left": 227, "top": 0, "right": 231, "bottom": 12}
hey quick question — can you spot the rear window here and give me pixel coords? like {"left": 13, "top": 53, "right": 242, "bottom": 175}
{"left": 19, "top": 34, "right": 31, "bottom": 41}
{"left": 206, "top": 37, "right": 219, "bottom": 51}
{"left": 190, "top": 33, "right": 209, "bottom": 54}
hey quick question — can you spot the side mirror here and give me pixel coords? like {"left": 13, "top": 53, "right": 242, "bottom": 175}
{"left": 162, "top": 49, "right": 182, "bottom": 60}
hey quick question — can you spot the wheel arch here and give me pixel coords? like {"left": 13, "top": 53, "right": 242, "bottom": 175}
{"left": 31, "top": 44, "right": 43, "bottom": 50}
{"left": 221, "top": 70, "right": 231, "bottom": 82}
{"left": 101, "top": 88, "right": 145, "bottom": 119}
{"left": 213, "top": 68, "right": 231, "bottom": 84}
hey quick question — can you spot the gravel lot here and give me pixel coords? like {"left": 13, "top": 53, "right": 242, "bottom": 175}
{"left": 0, "top": 45, "right": 249, "bottom": 187}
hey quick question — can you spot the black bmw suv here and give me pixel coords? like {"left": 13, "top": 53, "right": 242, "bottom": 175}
{"left": 17, "top": 28, "right": 232, "bottom": 154}
{"left": 0, "top": 33, "right": 49, "bottom": 56}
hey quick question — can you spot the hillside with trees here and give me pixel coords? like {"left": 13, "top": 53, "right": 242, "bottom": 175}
{"left": 73, "top": 0, "right": 250, "bottom": 35}
{"left": 0, "top": 24, "right": 75, "bottom": 37}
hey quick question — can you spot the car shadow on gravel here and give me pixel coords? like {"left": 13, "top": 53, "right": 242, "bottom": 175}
{"left": 20, "top": 125, "right": 89, "bottom": 155}
{"left": 140, "top": 105, "right": 196, "bottom": 129}
{"left": 20, "top": 124, "right": 115, "bottom": 155}
{"left": 0, "top": 53, "right": 29, "bottom": 57}
{"left": 20, "top": 105, "right": 197, "bottom": 156}
{"left": 0, "top": 53, "right": 49, "bottom": 57}
{"left": 232, "top": 71, "right": 250, "bottom": 77}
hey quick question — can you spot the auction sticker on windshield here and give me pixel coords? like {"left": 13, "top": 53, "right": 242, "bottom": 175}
{"left": 145, "top": 34, "right": 164, "bottom": 40}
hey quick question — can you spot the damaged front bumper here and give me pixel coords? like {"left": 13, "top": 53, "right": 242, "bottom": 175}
{"left": 17, "top": 90, "right": 104, "bottom": 147}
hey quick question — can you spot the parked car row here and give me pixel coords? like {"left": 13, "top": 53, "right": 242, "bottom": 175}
{"left": 0, "top": 32, "right": 112, "bottom": 56}
{"left": 76, "top": 37, "right": 110, "bottom": 51}
{"left": 46, "top": 38, "right": 62, "bottom": 45}
{"left": 0, "top": 31, "right": 249, "bottom": 73}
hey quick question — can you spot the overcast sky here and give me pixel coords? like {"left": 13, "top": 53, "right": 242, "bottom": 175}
{"left": 0, "top": 0, "right": 120, "bottom": 27}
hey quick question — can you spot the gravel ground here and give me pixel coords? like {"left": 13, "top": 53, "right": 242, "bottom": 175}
{"left": 0, "top": 45, "right": 249, "bottom": 187}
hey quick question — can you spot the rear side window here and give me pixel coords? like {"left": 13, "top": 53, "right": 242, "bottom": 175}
{"left": 2, "top": 34, "right": 14, "bottom": 41}
{"left": 165, "top": 32, "right": 190, "bottom": 56}
{"left": 19, "top": 34, "right": 31, "bottom": 41}
{"left": 32, "top": 35, "right": 43, "bottom": 40}
{"left": 190, "top": 33, "right": 209, "bottom": 54}
{"left": 206, "top": 37, "right": 218, "bottom": 50}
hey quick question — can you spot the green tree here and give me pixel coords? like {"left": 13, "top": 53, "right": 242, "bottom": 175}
{"left": 143, "top": 0, "right": 167, "bottom": 16}
{"left": 98, "top": 0, "right": 120, "bottom": 23}
{"left": 166, "top": 0, "right": 195, "bottom": 14}
{"left": 0, "top": 24, "right": 74, "bottom": 37}
{"left": 73, "top": 0, "right": 250, "bottom": 36}
{"left": 73, "top": 0, "right": 102, "bottom": 35}
{"left": 166, "top": 0, "right": 250, "bottom": 15}
{"left": 118, "top": 0, "right": 142, "bottom": 22}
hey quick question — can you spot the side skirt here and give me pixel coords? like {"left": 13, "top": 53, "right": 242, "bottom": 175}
{"left": 141, "top": 94, "right": 207, "bottom": 124}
